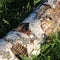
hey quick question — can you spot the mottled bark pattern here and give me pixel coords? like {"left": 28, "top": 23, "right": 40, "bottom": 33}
{"left": 11, "top": 43, "right": 28, "bottom": 56}
{"left": 0, "top": 0, "right": 60, "bottom": 60}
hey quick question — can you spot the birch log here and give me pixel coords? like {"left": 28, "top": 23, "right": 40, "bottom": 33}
{"left": 0, "top": 0, "right": 60, "bottom": 60}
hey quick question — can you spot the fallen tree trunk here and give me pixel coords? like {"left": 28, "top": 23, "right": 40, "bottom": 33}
{"left": 0, "top": 0, "right": 60, "bottom": 60}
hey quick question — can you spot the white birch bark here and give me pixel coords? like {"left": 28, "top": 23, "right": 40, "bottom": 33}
{"left": 0, "top": 0, "right": 59, "bottom": 60}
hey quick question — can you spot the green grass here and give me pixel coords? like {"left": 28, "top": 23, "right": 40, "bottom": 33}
{"left": 19, "top": 32, "right": 60, "bottom": 60}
